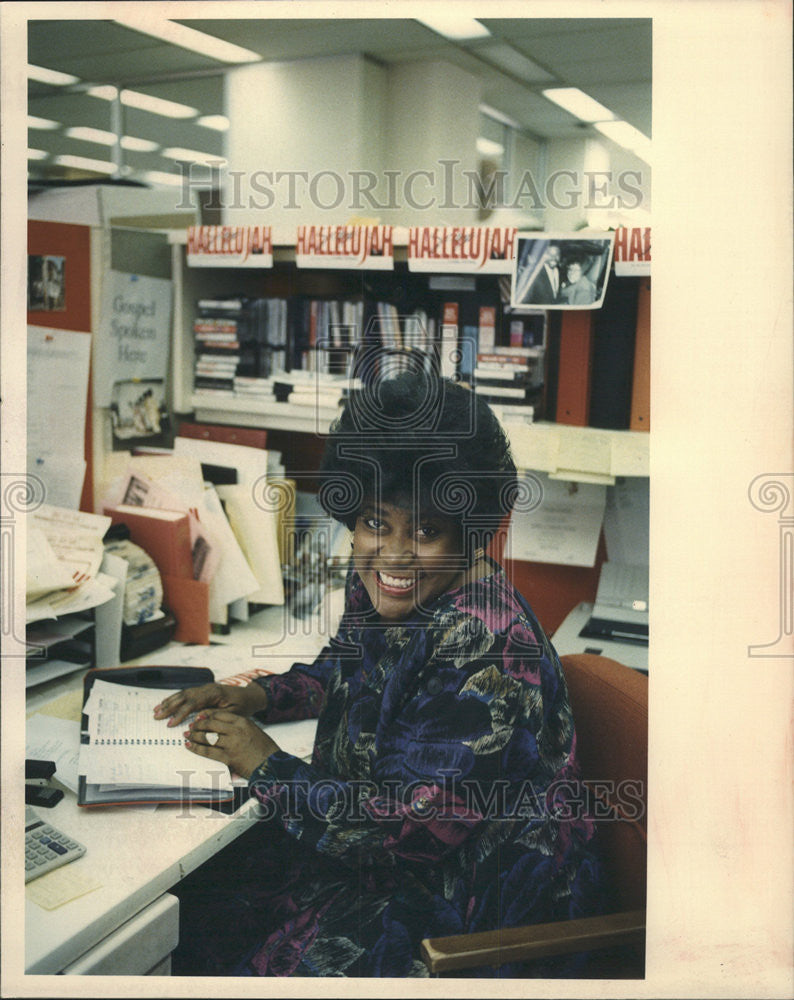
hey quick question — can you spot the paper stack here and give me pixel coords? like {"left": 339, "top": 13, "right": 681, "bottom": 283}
{"left": 26, "top": 505, "right": 116, "bottom": 624}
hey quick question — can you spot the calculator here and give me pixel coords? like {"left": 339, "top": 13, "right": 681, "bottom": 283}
{"left": 25, "top": 805, "right": 86, "bottom": 883}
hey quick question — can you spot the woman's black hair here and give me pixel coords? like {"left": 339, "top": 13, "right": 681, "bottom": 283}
{"left": 318, "top": 371, "right": 518, "bottom": 554}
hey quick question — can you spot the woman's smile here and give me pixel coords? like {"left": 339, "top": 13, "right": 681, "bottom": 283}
{"left": 375, "top": 569, "right": 421, "bottom": 594}
{"left": 353, "top": 502, "right": 467, "bottom": 621}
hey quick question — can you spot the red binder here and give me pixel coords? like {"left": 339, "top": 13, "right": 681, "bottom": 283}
{"left": 629, "top": 279, "right": 651, "bottom": 431}
{"left": 555, "top": 311, "right": 594, "bottom": 426}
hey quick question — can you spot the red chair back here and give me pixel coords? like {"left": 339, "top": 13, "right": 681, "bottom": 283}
{"left": 560, "top": 654, "right": 648, "bottom": 912}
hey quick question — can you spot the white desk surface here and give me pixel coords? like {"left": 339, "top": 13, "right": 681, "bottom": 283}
{"left": 552, "top": 601, "right": 649, "bottom": 673}
{"left": 24, "top": 603, "right": 337, "bottom": 975}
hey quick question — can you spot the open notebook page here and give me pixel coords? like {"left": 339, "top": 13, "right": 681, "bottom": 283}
{"left": 81, "top": 679, "right": 232, "bottom": 792}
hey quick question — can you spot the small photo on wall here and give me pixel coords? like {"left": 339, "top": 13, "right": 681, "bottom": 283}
{"left": 28, "top": 255, "right": 66, "bottom": 311}
{"left": 511, "top": 234, "right": 615, "bottom": 310}
{"left": 110, "top": 378, "right": 171, "bottom": 449}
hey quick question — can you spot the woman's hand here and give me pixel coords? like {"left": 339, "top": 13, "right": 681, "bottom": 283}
{"left": 183, "top": 711, "right": 280, "bottom": 780}
{"left": 153, "top": 683, "right": 268, "bottom": 728}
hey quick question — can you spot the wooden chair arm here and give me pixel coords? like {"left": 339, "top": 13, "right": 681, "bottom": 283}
{"left": 420, "top": 909, "right": 646, "bottom": 974}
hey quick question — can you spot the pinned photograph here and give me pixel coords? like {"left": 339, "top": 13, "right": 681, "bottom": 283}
{"left": 109, "top": 378, "right": 170, "bottom": 447}
{"left": 511, "top": 234, "right": 615, "bottom": 310}
{"left": 27, "top": 254, "right": 66, "bottom": 311}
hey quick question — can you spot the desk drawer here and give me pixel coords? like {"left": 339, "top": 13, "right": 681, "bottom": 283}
{"left": 62, "top": 893, "right": 178, "bottom": 975}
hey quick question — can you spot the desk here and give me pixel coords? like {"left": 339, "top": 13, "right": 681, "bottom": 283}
{"left": 24, "top": 603, "right": 334, "bottom": 975}
{"left": 552, "top": 602, "right": 649, "bottom": 673}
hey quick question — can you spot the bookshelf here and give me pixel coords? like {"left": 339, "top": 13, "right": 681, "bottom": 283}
{"left": 169, "top": 233, "right": 649, "bottom": 485}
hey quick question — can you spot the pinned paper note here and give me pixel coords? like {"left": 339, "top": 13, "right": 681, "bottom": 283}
{"left": 27, "top": 326, "right": 91, "bottom": 509}
{"left": 506, "top": 472, "right": 606, "bottom": 567}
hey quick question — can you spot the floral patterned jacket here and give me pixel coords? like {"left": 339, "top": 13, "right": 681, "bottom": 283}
{"left": 248, "top": 563, "right": 601, "bottom": 950}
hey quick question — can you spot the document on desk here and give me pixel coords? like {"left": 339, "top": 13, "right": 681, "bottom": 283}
{"left": 79, "top": 679, "right": 234, "bottom": 805}
{"left": 506, "top": 473, "right": 606, "bottom": 567}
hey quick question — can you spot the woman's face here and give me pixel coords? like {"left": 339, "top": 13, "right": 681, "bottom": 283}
{"left": 353, "top": 500, "right": 466, "bottom": 621}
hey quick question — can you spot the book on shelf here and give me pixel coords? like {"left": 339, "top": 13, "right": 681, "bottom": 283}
{"left": 488, "top": 402, "right": 535, "bottom": 426}
{"left": 459, "top": 325, "right": 479, "bottom": 379}
{"left": 196, "top": 296, "right": 249, "bottom": 314}
{"left": 194, "top": 334, "right": 240, "bottom": 346}
{"left": 440, "top": 302, "right": 459, "bottom": 379}
{"left": 194, "top": 320, "right": 240, "bottom": 334}
{"left": 504, "top": 309, "right": 547, "bottom": 351}
{"left": 490, "top": 345, "right": 545, "bottom": 359}
{"left": 194, "top": 376, "right": 237, "bottom": 393}
{"left": 289, "top": 297, "right": 364, "bottom": 376}
{"left": 193, "top": 386, "right": 236, "bottom": 398}
{"left": 478, "top": 305, "right": 497, "bottom": 352}
{"left": 193, "top": 295, "right": 289, "bottom": 396}
{"left": 473, "top": 365, "right": 528, "bottom": 382}
{"left": 474, "top": 383, "right": 533, "bottom": 400}
{"left": 474, "top": 351, "right": 544, "bottom": 391}
{"left": 196, "top": 362, "right": 241, "bottom": 379}
{"left": 78, "top": 666, "right": 236, "bottom": 807}
{"left": 233, "top": 376, "right": 275, "bottom": 397}
{"left": 271, "top": 372, "right": 354, "bottom": 408}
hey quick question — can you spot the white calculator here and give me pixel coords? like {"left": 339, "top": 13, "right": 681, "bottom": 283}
{"left": 25, "top": 805, "right": 86, "bottom": 883}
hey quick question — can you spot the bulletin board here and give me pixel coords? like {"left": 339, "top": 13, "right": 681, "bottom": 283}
{"left": 28, "top": 220, "right": 93, "bottom": 511}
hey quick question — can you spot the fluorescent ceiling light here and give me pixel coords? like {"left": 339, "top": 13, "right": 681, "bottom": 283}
{"left": 415, "top": 16, "right": 490, "bottom": 40}
{"left": 121, "top": 135, "right": 160, "bottom": 153}
{"left": 54, "top": 154, "right": 117, "bottom": 174}
{"left": 66, "top": 126, "right": 118, "bottom": 146}
{"left": 28, "top": 115, "right": 60, "bottom": 130}
{"left": 542, "top": 88, "right": 616, "bottom": 123}
{"left": 28, "top": 148, "right": 49, "bottom": 160}
{"left": 86, "top": 85, "right": 118, "bottom": 101}
{"left": 197, "top": 115, "right": 230, "bottom": 132}
{"left": 121, "top": 89, "right": 197, "bottom": 118}
{"left": 477, "top": 137, "right": 504, "bottom": 158}
{"left": 594, "top": 120, "right": 652, "bottom": 163}
{"left": 28, "top": 63, "right": 80, "bottom": 86}
{"left": 163, "top": 147, "right": 226, "bottom": 166}
{"left": 114, "top": 16, "right": 260, "bottom": 63}
{"left": 476, "top": 43, "right": 553, "bottom": 83}
{"left": 480, "top": 104, "right": 520, "bottom": 130}
{"left": 141, "top": 170, "right": 187, "bottom": 187}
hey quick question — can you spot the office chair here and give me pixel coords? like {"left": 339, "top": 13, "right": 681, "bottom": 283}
{"left": 420, "top": 653, "right": 648, "bottom": 977}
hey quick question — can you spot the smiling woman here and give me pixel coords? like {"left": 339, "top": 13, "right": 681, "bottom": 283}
{"left": 159, "top": 372, "right": 605, "bottom": 978}
{"left": 319, "top": 373, "right": 516, "bottom": 622}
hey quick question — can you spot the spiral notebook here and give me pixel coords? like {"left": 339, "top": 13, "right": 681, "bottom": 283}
{"left": 78, "top": 666, "right": 235, "bottom": 807}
